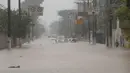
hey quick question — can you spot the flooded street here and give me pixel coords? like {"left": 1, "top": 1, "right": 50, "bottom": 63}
{"left": 0, "top": 37, "right": 130, "bottom": 73}
{"left": 0, "top": 0, "right": 129, "bottom": 73}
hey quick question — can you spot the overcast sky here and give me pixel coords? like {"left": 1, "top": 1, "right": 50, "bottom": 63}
{"left": 0, "top": 0, "right": 76, "bottom": 25}
{"left": 43, "top": 0, "right": 75, "bottom": 24}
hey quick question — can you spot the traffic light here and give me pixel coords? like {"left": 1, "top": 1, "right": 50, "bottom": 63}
{"left": 127, "top": 0, "right": 130, "bottom": 8}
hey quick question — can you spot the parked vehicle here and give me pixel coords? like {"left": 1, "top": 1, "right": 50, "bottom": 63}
{"left": 71, "top": 38, "right": 77, "bottom": 43}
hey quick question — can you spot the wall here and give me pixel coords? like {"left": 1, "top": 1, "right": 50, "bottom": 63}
{"left": 0, "top": 32, "right": 8, "bottom": 49}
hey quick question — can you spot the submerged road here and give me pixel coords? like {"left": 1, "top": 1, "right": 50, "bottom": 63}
{"left": 0, "top": 37, "right": 130, "bottom": 73}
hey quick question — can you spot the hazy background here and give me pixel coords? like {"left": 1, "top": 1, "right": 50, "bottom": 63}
{"left": 43, "top": 0, "right": 75, "bottom": 25}
{"left": 0, "top": 0, "right": 75, "bottom": 25}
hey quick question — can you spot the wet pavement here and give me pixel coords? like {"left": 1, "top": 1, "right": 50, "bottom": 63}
{"left": 0, "top": 37, "right": 130, "bottom": 73}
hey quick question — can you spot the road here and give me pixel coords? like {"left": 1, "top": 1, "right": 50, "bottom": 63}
{"left": 0, "top": 36, "right": 130, "bottom": 73}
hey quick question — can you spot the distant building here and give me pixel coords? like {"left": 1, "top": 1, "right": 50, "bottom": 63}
{"left": 75, "top": 0, "right": 95, "bottom": 34}
{"left": 58, "top": 10, "right": 77, "bottom": 36}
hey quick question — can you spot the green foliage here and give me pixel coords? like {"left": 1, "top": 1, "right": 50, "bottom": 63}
{"left": 116, "top": 6, "right": 130, "bottom": 21}
{"left": 116, "top": 0, "right": 130, "bottom": 40}
{"left": 0, "top": 8, "right": 32, "bottom": 38}
{"left": 120, "top": 0, "right": 126, "bottom": 3}
{"left": 11, "top": 11, "right": 32, "bottom": 38}
{"left": 116, "top": 0, "right": 130, "bottom": 21}
{"left": 0, "top": 9, "right": 8, "bottom": 32}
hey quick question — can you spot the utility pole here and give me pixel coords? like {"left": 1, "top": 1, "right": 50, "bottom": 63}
{"left": 19, "top": 0, "right": 21, "bottom": 18}
{"left": 106, "top": 0, "right": 113, "bottom": 48}
{"left": 7, "top": 0, "right": 11, "bottom": 50}
{"left": 92, "top": 0, "right": 97, "bottom": 45}
{"left": 87, "top": 0, "right": 91, "bottom": 43}
{"left": 104, "top": 0, "right": 110, "bottom": 47}
{"left": 92, "top": 11, "right": 96, "bottom": 45}
{"left": 27, "top": 7, "right": 31, "bottom": 43}
{"left": 68, "top": 12, "right": 72, "bottom": 37}
{"left": 83, "top": 0, "right": 86, "bottom": 38}
{"left": 18, "top": 0, "right": 22, "bottom": 47}
{"left": 70, "top": 14, "right": 72, "bottom": 37}
{"left": 68, "top": 13, "right": 70, "bottom": 37}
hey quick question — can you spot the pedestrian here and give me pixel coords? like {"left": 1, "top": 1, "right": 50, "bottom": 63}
{"left": 120, "top": 35, "right": 124, "bottom": 47}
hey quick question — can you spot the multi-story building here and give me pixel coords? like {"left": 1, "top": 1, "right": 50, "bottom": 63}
{"left": 75, "top": 0, "right": 94, "bottom": 36}
{"left": 75, "top": 0, "right": 110, "bottom": 44}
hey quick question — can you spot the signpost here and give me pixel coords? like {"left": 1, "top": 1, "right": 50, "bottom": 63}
{"left": 28, "top": 5, "right": 44, "bottom": 16}
{"left": 76, "top": 16, "right": 84, "bottom": 25}
{"left": 76, "top": 18, "right": 84, "bottom": 25}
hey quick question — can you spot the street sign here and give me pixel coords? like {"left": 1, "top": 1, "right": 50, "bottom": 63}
{"left": 76, "top": 18, "right": 84, "bottom": 25}
{"left": 28, "top": 5, "right": 44, "bottom": 16}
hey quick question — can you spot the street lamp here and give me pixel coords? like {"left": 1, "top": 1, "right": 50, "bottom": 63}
{"left": 92, "top": 11, "right": 96, "bottom": 45}
{"left": 69, "top": 12, "right": 77, "bottom": 37}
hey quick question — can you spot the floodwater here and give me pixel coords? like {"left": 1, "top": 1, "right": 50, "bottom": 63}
{"left": 0, "top": 37, "right": 130, "bottom": 73}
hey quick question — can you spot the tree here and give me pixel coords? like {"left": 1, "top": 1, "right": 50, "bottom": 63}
{"left": 0, "top": 8, "right": 32, "bottom": 38}
{"left": 0, "top": 8, "right": 8, "bottom": 32}
{"left": 116, "top": 0, "right": 130, "bottom": 28}
{"left": 33, "top": 23, "right": 45, "bottom": 38}
{"left": 116, "top": 0, "right": 130, "bottom": 48}
{"left": 11, "top": 10, "right": 32, "bottom": 38}
{"left": 0, "top": 7, "right": 33, "bottom": 47}
{"left": 116, "top": 6, "right": 130, "bottom": 21}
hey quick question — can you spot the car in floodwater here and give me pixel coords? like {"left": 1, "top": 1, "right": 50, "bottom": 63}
{"left": 56, "top": 36, "right": 65, "bottom": 43}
